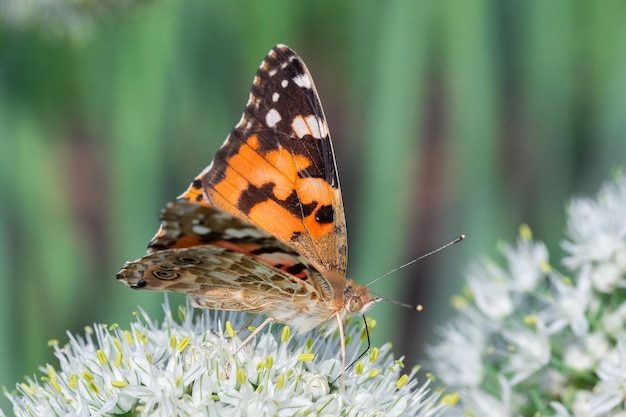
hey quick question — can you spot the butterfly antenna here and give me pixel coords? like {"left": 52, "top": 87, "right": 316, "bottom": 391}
{"left": 371, "top": 291, "right": 424, "bottom": 311}
{"left": 366, "top": 234, "right": 465, "bottom": 288}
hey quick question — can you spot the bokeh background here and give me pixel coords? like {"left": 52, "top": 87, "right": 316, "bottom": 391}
{"left": 1, "top": 0, "right": 625, "bottom": 411}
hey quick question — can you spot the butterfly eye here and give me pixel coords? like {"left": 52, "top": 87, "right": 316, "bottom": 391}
{"left": 348, "top": 297, "right": 363, "bottom": 313}
{"left": 152, "top": 270, "right": 180, "bottom": 280}
{"left": 173, "top": 256, "right": 201, "bottom": 265}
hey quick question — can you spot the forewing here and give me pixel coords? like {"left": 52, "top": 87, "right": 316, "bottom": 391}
{"left": 117, "top": 246, "right": 323, "bottom": 313}
{"left": 177, "top": 45, "right": 347, "bottom": 277}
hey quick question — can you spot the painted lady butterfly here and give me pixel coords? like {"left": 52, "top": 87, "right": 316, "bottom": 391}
{"left": 117, "top": 45, "right": 379, "bottom": 371}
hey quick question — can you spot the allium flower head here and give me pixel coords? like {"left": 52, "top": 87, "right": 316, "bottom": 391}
{"left": 428, "top": 175, "right": 626, "bottom": 417}
{"left": 5, "top": 298, "right": 447, "bottom": 417}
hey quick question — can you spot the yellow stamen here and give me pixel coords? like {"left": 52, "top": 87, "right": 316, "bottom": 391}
{"left": 396, "top": 374, "right": 409, "bottom": 389}
{"left": 19, "top": 383, "right": 34, "bottom": 396}
{"left": 451, "top": 295, "right": 468, "bottom": 310}
{"left": 440, "top": 392, "right": 460, "bottom": 406}
{"left": 237, "top": 368, "right": 246, "bottom": 384}
{"left": 50, "top": 380, "right": 62, "bottom": 393}
{"left": 355, "top": 361, "right": 363, "bottom": 375}
{"left": 519, "top": 224, "right": 532, "bottom": 240}
{"left": 88, "top": 381, "right": 98, "bottom": 394}
{"left": 369, "top": 347, "right": 379, "bottom": 362}
{"left": 365, "top": 317, "right": 377, "bottom": 330}
{"left": 225, "top": 321, "right": 235, "bottom": 338}
{"left": 177, "top": 337, "right": 190, "bottom": 352}
{"left": 96, "top": 350, "right": 107, "bottom": 365}
{"left": 281, "top": 326, "right": 291, "bottom": 342}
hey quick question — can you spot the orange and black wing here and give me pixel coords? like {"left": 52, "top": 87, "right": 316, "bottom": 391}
{"left": 175, "top": 45, "right": 347, "bottom": 277}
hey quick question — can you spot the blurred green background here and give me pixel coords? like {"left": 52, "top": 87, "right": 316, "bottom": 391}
{"left": 1, "top": 0, "right": 625, "bottom": 410}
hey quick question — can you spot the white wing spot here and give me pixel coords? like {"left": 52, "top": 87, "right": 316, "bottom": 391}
{"left": 291, "top": 115, "right": 326, "bottom": 139}
{"left": 192, "top": 225, "right": 211, "bottom": 235}
{"left": 292, "top": 73, "right": 312, "bottom": 89}
{"left": 272, "top": 92, "right": 280, "bottom": 102}
{"left": 266, "top": 108, "right": 282, "bottom": 128}
{"left": 281, "top": 79, "right": 288, "bottom": 88}
{"left": 268, "top": 68, "right": 277, "bottom": 77}
{"left": 225, "top": 227, "right": 266, "bottom": 239}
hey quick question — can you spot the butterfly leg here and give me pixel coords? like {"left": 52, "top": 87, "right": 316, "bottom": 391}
{"left": 235, "top": 315, "right": 255, "bottom": 335}
{"left": 331, "top": 315, "right": 371, "bottom": 385}
{"left": 335, "top": 312, "right": 346, "bottom": 383}
{"left": 223, "top": 317, "right": 274, "bottom": 380}
{"left": 234, "top": 316, "right": 274, "bottom": 355}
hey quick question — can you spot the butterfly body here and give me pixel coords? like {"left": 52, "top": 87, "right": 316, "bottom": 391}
{"left": 117, "top": 45, "right": 379, "bottom": 350}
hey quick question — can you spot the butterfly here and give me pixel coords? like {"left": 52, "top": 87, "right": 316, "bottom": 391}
{"left": 117, "top": 44, "right": 380, "bottom": 375}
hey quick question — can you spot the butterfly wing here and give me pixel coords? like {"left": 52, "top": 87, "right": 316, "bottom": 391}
{"left": 118, "top": 201, "right": 338, "bottom": 329}
{"left": 119, "top": 246, "right": 321, "bottom": 313}
{"left": 176, "top": 45, "right": 347, "bottom": 277}
{"left": 143, "top": 200, "right": 335, "bottom": 301}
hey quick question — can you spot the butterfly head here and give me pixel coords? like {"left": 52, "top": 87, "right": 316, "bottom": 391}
{"left": 344, "top": 282, "right": 381, "bottom": 315}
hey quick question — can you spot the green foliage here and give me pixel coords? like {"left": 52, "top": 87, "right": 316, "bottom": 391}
{"left": 1, "top": 1, "right": 625, "bottom": 412}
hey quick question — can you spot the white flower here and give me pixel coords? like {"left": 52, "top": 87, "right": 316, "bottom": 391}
{"left": 429, "top": 175, "right": 626, "bottom": 417}
{"left": 589, "top": 261, "right": 625, "bottom": 292}
{"left": 541, "top": 269, "right": 591, "bottom": 336}
{"left": 4, "top": 298, "right": 447, "bottom": 417}
{"left": 601, "top": 302, "right": 626, "bottom": 337}
{"left": 502, "top": 231, "right": 550, "bottom": 293}
{"left": 444, "top": 376, "right": 513, "bottom": 417}
{"left": 571, "top": 390, "right": 593, "bottom": 417}
{"left": 562, "top": 179, "right": 626, "bottom": 270}
{"left": 563, "top": 332, "right": 610, "bottom": 371}
{"left": 590, "top": 338, "right": 626, "bottom": 415}
{"left": 467, "top": 261, "right": 514, "bottom": 321}
{"left": 502, "top": 321, "right": 551, "bottom": 385}
{"left": 427, "top": 317, "right": 485, "bottom": 388}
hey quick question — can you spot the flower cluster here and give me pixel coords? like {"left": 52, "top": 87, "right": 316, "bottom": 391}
{"left": 0, "top": 0, "right": 146, "bottom": 40}
{"left": 4, "top": 299, "right": 446, "bottom": 417}
{"left": 428, "top": 175, "right": 626, "bottom": 417}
